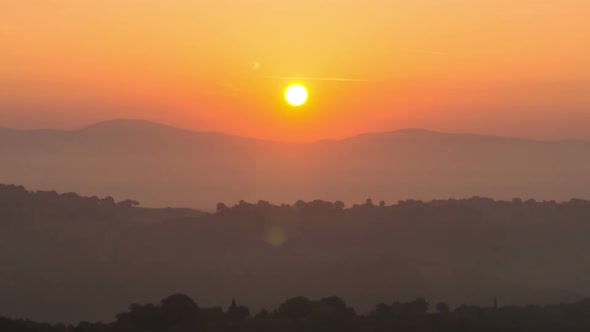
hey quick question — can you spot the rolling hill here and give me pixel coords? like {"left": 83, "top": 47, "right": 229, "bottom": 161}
{"left": 1, "top": 184, "right": 589, "bottom": 322}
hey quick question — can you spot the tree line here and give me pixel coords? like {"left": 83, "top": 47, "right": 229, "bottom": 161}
{"left": 2, "top": 294, "right": 590, "bottom": 332}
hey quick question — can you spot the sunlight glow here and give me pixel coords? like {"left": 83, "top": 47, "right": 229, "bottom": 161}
{"left": 285, "top": 84, "right": 308, "bottom": 107}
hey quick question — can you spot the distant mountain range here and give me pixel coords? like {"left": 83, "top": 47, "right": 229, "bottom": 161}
{"left": 2, "top": 119, "right": 590, "bottom": 209}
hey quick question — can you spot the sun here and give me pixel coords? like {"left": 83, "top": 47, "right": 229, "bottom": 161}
{"left": 285, "top": 84, "right": 308, "bottom": 107}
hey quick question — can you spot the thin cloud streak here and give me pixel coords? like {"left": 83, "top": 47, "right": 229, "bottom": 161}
{"left": 267, "top": 76, "right": 368, "bottom": 82}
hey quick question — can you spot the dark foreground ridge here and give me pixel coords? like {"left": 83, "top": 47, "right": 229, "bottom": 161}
{"left": 3, "top": 294, "right": 590, "bottom": 332}
{"left": 3, "top": 184, "right": 590, "bottom": 322}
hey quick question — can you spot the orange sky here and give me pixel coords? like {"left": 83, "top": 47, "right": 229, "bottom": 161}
{"left": 1, "top": 0, "right": 589, "bottom": 141}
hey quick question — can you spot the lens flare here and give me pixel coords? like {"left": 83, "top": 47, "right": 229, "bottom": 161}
{"left": 265, "top": 225, "right": 287, "bottom": 247}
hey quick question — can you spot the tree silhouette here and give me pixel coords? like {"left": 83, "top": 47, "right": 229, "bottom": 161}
{"left": 227, "top": 299, "right": 250, "bottom": 321}
{"left": 160, "top": 293, "right": 198, "bottom": 324}
{"left": 216, "top": 202, "right": 228, "bottom": 213}
{"left": 278, "top": 296, "right": 313, "bottom": 320}
{"left": 436, "top": 302, "right": 450, "bottom": 314}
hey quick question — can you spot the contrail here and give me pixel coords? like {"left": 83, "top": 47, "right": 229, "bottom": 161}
{"left": 267, "top": 76, "right": 368, "bottom": 82}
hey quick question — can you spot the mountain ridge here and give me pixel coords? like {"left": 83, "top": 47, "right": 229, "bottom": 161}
{"left": 3, "top": 118, "right": 589, "bottom": 145}
{"left": 2, "top": 118, "right": 590, "bottom": 209}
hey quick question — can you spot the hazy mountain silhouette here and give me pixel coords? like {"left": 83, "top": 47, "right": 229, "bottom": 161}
{"left": 2, "top": 118, "right": 590, "bottom": 209}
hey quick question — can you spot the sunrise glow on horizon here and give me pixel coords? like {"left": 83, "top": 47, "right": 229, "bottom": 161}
{"left": 1, "top": 1, "right": 589, "bottom": 141}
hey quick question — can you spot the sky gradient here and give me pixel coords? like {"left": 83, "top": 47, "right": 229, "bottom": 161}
{"left": 1, "top": 0, "right": 589, "bottom": 141}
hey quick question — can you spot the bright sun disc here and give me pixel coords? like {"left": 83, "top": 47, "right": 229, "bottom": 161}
{"left": 285, "top": 84, "right": 308, "bottom": 106}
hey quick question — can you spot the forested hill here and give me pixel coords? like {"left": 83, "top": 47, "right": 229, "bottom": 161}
{"left": 1, "top": 184, "right": 590, "bottom": 323}
{"left": 0, "top": 184, "right": 205, "bottom": 224}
